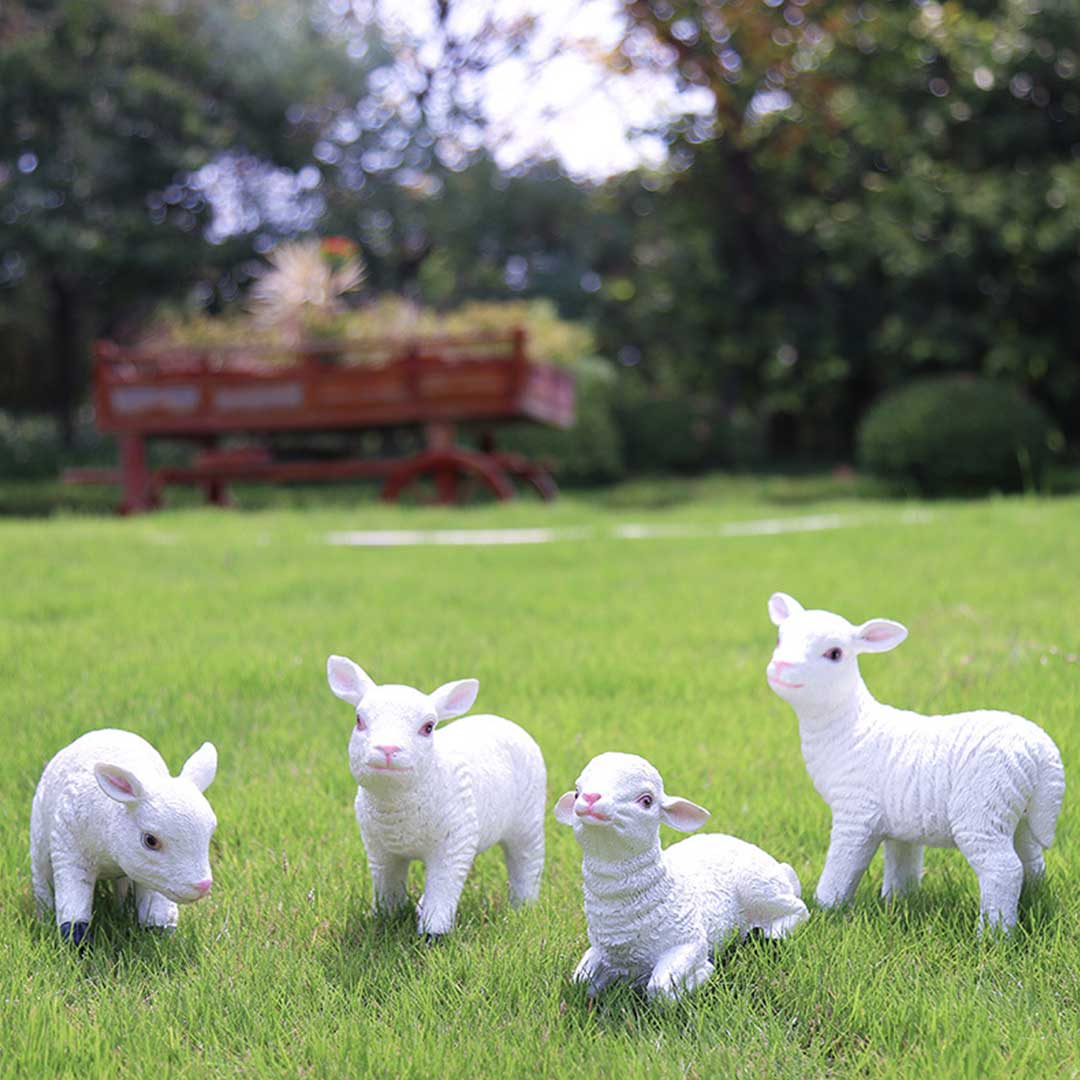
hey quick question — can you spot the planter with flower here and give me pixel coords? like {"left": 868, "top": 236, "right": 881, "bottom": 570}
{"left": 249, "top": 237, "right": 365, "bottom": 364}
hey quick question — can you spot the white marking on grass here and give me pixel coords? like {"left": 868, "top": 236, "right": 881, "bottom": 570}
{"left": 614, "top": 513, "right": 852, "bottom": 540}
{"left": 326, "top": 511, "right": 932, "bottom": 548}
{"left": 327, "top": 527, "right": 590, "bottom": 547}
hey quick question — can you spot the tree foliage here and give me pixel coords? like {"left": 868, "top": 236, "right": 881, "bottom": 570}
{"left": 0, "top": 0, "right": 369, "bottom": 436}
{"left": 2, "top": 0, "right": 1079, "bottom": 468}
{"left": 600, "top": 0, "right": 1080, "bottom": 452}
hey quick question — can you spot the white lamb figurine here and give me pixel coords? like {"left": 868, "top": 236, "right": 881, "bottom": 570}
{"left": 554, "top": 752, "right": 808, "bottom": 1001}
{"left": 30, "top": 728, "right": 218, "bottom": 945}
{"left": 766, "top": 591, "right": 1065, "bottom": 932}
{"left": 327, "top": 655, "right": 546, "bottom": 938}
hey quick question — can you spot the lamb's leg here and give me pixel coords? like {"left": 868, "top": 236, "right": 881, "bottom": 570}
{"left": 501, "top": 827, "right": 544, "bottom": 908}
{"left": 417, "top": 850, "right": 474, "bottom": 938}
{"left": 369, "top": 855, "right": 411, "bottom": 915}
{"left": 114, "top": 876, "right": 134, "bottom": 912}
{"left": 29, "top": 820, "right": 54, "bottom": 918}
{"left": 816, "top": 817, "right": 880, "bottom": 908}
{"left": 646, "top": 941, "right": 714, "bottom": 1001}
{"left": 52, "top": 859, "right": 96, "bottom": 945}
{"left": 881, "top": 839, "right": 924, "bottom": 899}
{"left": 134, "top": 883, "right": 179, "bottom": 931}
{"left": 571, "top": 946, "right": 619, "bottom": 997}
{"left": 956, "top": 832, "right": 1023, "bottom": 932}
{"left": 1013, "top": 818, "right": 1045, "bottom": 882}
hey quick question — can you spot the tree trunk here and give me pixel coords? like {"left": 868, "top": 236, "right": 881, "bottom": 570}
{"left": 48, "top": 272, "right": 80, "bottom": 449}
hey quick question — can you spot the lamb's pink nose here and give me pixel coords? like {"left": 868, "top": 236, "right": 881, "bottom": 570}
{"left": 580, "top": 792, "right": 601, "bottom": 807}
{"left": 374, "top": 744, "right": 401, "bottom": 762}
{"left": 195, "top": 879, "right": 213, "bottom": 896}
{"left": 771, "top": 660, "right": 792, "bottom": 674}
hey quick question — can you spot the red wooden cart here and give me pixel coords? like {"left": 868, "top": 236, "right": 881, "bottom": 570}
{"left": 67, "top": 329, "right": 575, "bottom": 513}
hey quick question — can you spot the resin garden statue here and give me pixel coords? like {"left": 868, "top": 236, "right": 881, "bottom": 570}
{"left": 31, "top": 729, "right": 218, "bottom": 945}
{"left": 766, "top": 591, "right": 1065, "bottom": 932}
{"left": 327, "top": 655, "right": 546, "bottom": 938}
{"left": 554, "top": 751, "right": 808, "bottom": 1001}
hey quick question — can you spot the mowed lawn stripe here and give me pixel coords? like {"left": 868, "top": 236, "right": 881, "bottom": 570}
{"left": 0, "top": 490, "right": 1077, "bottom": 1079}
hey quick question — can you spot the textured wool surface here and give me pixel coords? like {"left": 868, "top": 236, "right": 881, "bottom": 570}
{"left": 30, "top": 728, "right": 218, "bottom": 935}
{"left": 327, "top": 656, "right": 546, "bottom": 937}
{"left": 767, "top": 592, "right": 1066, "bottom": 931}
{"left": 556, "top": 752, "right": 809, "bottom": 1000}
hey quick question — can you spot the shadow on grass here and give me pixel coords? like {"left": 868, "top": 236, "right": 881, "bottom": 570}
{"left": 554, "top": 929, "right": 795, "bottom": 1036}
{"left": 319, "top": 886, "right": 542, "bottom": 1001}
{"left": 809, "top": 869, "right": 1061, "bottom": 942}
{"left": 21, "top": 880, "right": 205, "bottom": 980}
{"left": 319, "top": 898, "right": 441, "bottom": 995}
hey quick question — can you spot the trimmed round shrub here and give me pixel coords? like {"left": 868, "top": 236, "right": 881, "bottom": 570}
{"left": 856, "top": 375, "right": 1059, "bottom": 495}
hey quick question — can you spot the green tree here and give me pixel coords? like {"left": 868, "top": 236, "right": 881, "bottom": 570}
{"left": 0, "top": 0, "right": 369, "bottom": 441}
{"left": 597, "top": 0, "right": 1080, "bottom": 453}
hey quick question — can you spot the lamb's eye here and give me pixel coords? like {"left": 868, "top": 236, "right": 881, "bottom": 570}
{"left": 420, "top": 720, "right": 435, "bottom": 736}
{"left": 142, "top": 833, "right": 161, "bottom": 851}
{"left": 355, "top": 713, "right": 366, "bottom": 730}
{"left": 637, "top": 794, "right": 654, "bottom": 809}
{"left": 825, "top": 647, "right": 843, "bottom": 662}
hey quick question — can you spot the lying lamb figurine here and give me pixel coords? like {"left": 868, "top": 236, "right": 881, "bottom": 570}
{"left": 767, "top": 592, "right": 1066, "bottom": 931}
{"left": 327, "top": 655, "right": 546, "bottom": 938}
{"left": 554, "top": 752, "right": 808, "bottom": 1001}
{"left": 30, "top": 728, "right": 218, "bottom": 944}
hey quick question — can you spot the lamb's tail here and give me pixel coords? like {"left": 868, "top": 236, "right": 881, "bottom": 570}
{"left": 1027, "top": 738, "right": 1066, "bottom": 849}
{"left": 780, "top": 861, "right": 801, "bottom": 898}
{"left": 747, "top": 862, "right": 809, "bottom": 939}
{"left": 761, "top": 902, "right": 809, "bottom": 939}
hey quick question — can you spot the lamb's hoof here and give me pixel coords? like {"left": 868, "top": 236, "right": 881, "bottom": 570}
{"left": 60, "top": 921, "right": 91, "bottom": 948}
{"left": 144, "top": 925, "right": 177, "bottom": 936}
{"left": 422, "top": 932, "right": 444, "bottom": 946}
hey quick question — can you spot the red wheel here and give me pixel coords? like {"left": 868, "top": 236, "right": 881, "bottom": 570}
{"left": 491, "top": 452, "right": 559, "bottom": 501}
{"left": 381, "top": 449, "right": 515, "bottom": 504}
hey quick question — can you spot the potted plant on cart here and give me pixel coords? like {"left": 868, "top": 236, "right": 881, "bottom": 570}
{"left": 249, "top": 236, "right": 365, "bottom": 364}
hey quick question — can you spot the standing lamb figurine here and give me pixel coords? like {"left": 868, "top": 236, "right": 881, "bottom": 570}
{"left": 554, "top": 752, "right": 808, "bottom": 1001}
{"left": 327, "top": 655, "right": 546, "bottom": 938}
{"left": 766, "top": 591, "right": 1065, "bottom": 932}
{"left": 30, "top": 729, "right": 218, "bottom": 945}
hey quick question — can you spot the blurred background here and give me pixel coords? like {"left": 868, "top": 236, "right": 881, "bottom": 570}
{"left": 2, "top": 0, "right": 1078, "bottom": 508}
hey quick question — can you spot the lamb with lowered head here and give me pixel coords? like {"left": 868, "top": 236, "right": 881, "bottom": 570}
{"left": 31, "top": 728, "right": 218, "bottom": 945}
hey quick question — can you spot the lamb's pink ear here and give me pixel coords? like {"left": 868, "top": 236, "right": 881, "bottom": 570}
{"left": 553, "top": 791, "right": 577, "bottom": 825}
{"left": 94, "top": 762, "right": 146, "bottom": 805}
{"left": 855, "top": 619, "right": 908, "bottom": 653}
{"left": 769, "top": 592, "right": 804, "bottom": 627}
{"left": 660, "top": 795, "right": 710, "bottom": 833}
{"left": 429, "top": 678, "right": 479, "bottom": 721}
{"left": 181, "top": 742, "right": 217, "bottom": 792}
{"left": 327, "top": 655, "right": 374, "bottom": 706}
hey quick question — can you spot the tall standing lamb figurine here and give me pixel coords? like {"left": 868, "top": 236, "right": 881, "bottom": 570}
{"left": 327, "top": 655, "right": 546, "bottom": 938}
{"left": 30, "top": 729, "right": 218, "bottom": 945}
{"left": 766, "top": 591, "right": 1065, "bottom": 932}
{"left": 554, "top": 752, "right": 808, "bottom": 1001}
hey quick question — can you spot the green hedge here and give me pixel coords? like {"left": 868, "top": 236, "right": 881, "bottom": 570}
{"left": 496, "top": 368, "right": 768, "bottom": 486}
{"left": 856, "top": 375, "right": 1060, "bottom": 495}
{"left": 493, "top": 357, "right": 625, "bottom": 485}
{"left": 614, "top": 385, "right": 766, "bottom": 475}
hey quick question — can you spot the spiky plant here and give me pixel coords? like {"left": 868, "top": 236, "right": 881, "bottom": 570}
{"left": 248, "top": 238, "right": 365, "bottom": 342}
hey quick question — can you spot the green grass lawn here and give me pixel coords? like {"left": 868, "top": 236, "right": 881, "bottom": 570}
{"left": 1, "top": 483, "right": 1078, "bottom": 1079}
